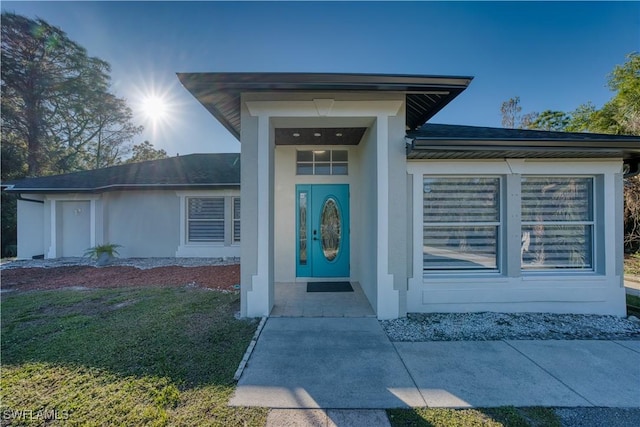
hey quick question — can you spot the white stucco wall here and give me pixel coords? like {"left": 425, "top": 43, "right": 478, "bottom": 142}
{"left": 16, "top": 197, "right": 45, "bottom": 259}
{"left": 104, "top": 189, "right": 241, "bottom": 258}
{"left": 18, "top": 189, "right": 240, "bottom": 260}
{"left": 102, "top": 191, "right": 179, "bottom": 257}
{"left": 354, "top": 126, "right": 378, "bottom": 309}
{"left": 407, "top": 158, "right": 627, "bottom": 316}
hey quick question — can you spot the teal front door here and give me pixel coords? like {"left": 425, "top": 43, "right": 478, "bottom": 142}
{"left": 296, "top": 184, "right": 350, "bottom": 277}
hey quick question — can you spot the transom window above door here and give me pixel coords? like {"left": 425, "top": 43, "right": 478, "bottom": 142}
{"left": 296, "top": 150, "right": 348, "bottom": 175}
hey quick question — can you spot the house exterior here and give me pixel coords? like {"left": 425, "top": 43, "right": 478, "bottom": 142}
{"left": 7, "top": 72, "right": 640, "bottom": 319}
{"left": 6, "top": 153, "right": 241, "bottom": 259}
{"left": 177, "top": 72, "right": 639, "bottom": 319}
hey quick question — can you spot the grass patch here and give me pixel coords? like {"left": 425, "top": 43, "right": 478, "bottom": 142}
{"left": 625, "top": 252, "right": 640, "bottom": 276}
{"left": 1, "top": 287, "right": 268, "bottom": 426}
{"left": 627, "top": 294, "right": 640, "bottom": 317}
{"left": 387, "top": 406, "right": 561, "bottom": 427}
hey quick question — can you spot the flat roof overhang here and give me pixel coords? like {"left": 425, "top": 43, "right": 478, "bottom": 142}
{"left": 177, "top": 72, "right": 473, "bottom": 140}
{"left": 407, "top": 138, "right": 640, "bottom": 161}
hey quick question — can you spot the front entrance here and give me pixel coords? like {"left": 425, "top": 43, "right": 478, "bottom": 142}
{"left": 296, "top": 184, "right": 350, "bottom": 278}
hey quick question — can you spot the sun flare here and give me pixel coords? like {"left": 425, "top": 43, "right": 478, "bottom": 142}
{"left": 140, "top": 95, "right": 169, "bottom": 122}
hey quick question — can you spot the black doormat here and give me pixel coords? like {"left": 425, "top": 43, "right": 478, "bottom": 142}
{"left": 307, "top": 281, "right": 353, "bottom": 292}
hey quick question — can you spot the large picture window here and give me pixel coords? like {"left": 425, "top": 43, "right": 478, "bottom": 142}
{"left": 521, "top": 176, "right": 594, "bottom": 270}
{"left": 187, "top": 197, "right": 225, "bottom": 242}
{"left": 423, "top": 177, "right": 501, "bottom": 271}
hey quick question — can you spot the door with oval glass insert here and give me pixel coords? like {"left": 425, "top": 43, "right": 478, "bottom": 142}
{"left": 296, "top": 184, "right": 350, "bottom": 277}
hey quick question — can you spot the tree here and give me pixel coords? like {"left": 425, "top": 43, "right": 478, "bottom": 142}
{"left": 1, "top": 12, "right": 141, "bottom": 177}
{"left": 126, "top": 141, "right": 168, "bottom": 163}
{"left": 88, "top": 94, "right": 141, "bottom": 169}
{"left": 1, "top": 13, "right": 142, "bottom": 257}
{"left": 502, "top": 53, "right": 640, "bottom": 252}
{"left": 608, "top": 52, "right": 640, "bottom": 134}
{"left": 564, "top": 102, "right": 597, "bottom": 132}
{"left": 500, "top": 96, "right": 538, "bottom": 129}
{"left": 500, "top": 96, "right": 522, "bottom": 128}
{"left": 526, "top": 110, "right": 571, "bottom": 131}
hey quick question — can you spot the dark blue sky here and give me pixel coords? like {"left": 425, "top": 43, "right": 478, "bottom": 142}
{"left": 3, "top": 1, "right": 639, "bottom": 155}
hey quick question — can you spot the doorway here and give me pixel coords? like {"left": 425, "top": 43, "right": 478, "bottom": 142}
{"left": 296, "top": 184, "right": 350, "bottom": 278}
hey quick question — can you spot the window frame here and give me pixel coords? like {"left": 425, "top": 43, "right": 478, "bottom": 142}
{"left": 296, "top": 149, "right": 348, "bottom": 175}
{"left": 187, "top": 196, "right": 226, "bottom": 243}
{"left": 422, "top": 175, "right": 503, "bottom": 274}
{"left": 520, "top": 175, "right": 595, "bottom": 272}
{"left": 232, "top": 196, "right": 241, "bottom": 244}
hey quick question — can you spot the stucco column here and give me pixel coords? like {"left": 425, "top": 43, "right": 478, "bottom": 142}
{"left": 376, "top": 115, "right": 400, "bottom": 319}
{"left": 246, "top": 114, "right": 272, "bottom": 316}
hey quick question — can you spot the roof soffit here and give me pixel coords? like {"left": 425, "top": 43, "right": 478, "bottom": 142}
{"left": 177, "top": 72, "right": 473, "bottom": 140}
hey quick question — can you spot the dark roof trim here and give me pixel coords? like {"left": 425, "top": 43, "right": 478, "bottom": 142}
{"left": 177, "top": 72, "right": 473, "bottom": 140}
{"left": 407, "top": 124, "right": 640, "bottom": 161}
{"left": 8, "top": 184, "right": 240, "bottom": 194}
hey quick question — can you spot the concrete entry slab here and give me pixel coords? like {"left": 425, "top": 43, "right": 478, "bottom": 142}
{"left": 266, "top": 409, "right": 391, "bottom": 427}
{"left": 230, "top": 317, "right": 425, "bottom": 408}
{"left": 271, "top": 282, "right": 375, "bottom": 317}
{"left": 507, "top": 340, "right": 640, "bottom": 407}
{"left": 394, "top": 341, "right": 591, "bottom": 408}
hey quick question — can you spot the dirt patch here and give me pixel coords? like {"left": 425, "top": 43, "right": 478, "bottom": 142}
{"left": 0, "top": 265, "right": 240, "bottom": 293}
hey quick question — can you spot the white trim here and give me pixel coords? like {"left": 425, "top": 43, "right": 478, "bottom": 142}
{"left": 45, "top": 194, "right": 100, "bottom": 201}
{"left": 48, "top": 199, "right": 56, "bottom": 258}
{"left": 246, "top": 99, "right": 403, "bottom": 118}
{"left": 176, "top": 190, "right": 240, "bottom": 197}
{"left": 90, "top": 199, "right": 96, "bottom": 248}
{"left": 407, "top": 158, "right": 622, "bottom": 175}
{"left": 45, "top": 195, "right": 100, "bottom": 259}
{"left": 175, "top": 189, "right": 241, "bottom": 258}
{"left": 422, "top": 176, "right": 502, "bottom": 273}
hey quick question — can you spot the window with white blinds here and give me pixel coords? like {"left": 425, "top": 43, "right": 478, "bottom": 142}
{"left": 233, "top": 197, "right": 241, "bottom": 243}
{"left": 423, "top": 177, "right": 501, "bottom": 271}
{"left": 188, "top": 197, "right": 225, "bottom": 242}
{"left": 521, "top": 177, "right": 594, "bottom": 270}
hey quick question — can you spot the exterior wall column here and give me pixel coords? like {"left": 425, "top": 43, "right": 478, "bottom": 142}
{"left": 376, "top": 114, "right": 399, "bottom": 319}
{"left": 47, "top": 199, "right": 57, "bottom": 258}
{"left": 246, "top": 114, "right": 273, "bottom": 316}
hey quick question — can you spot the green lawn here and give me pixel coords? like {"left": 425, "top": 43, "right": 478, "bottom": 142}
{"left": 1, "top": 287, "right": 268, "bottom": 426}
{"left": 388, "top": 407, "right": 561, "bottom": 427}
{"left": 625, "top": 252, "right": 640, "bottom": 276}
{"left": 0, "top": 285, "right": 579, "bottom": 427}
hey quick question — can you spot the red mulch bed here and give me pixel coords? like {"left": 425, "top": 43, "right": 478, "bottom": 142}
{"left": 1, "top": 265, "right": 240, "bottom": 292}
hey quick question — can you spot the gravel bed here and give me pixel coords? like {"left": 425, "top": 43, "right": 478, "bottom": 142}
{"left": 0, "top": 256, "right": 239, "bottom": 270}
{"left": 554, "top": 408, "right": 640, "bottom": 427}
{"left": 381, "top": 312, "right": 640, "bottom": 341}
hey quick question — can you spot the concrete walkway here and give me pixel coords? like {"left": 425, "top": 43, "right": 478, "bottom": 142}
{"left": 231, "top": 317, "right": 640, "bottom": 411}
{"left": 626, "top": 276, "right": 640, "bottom": 297}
